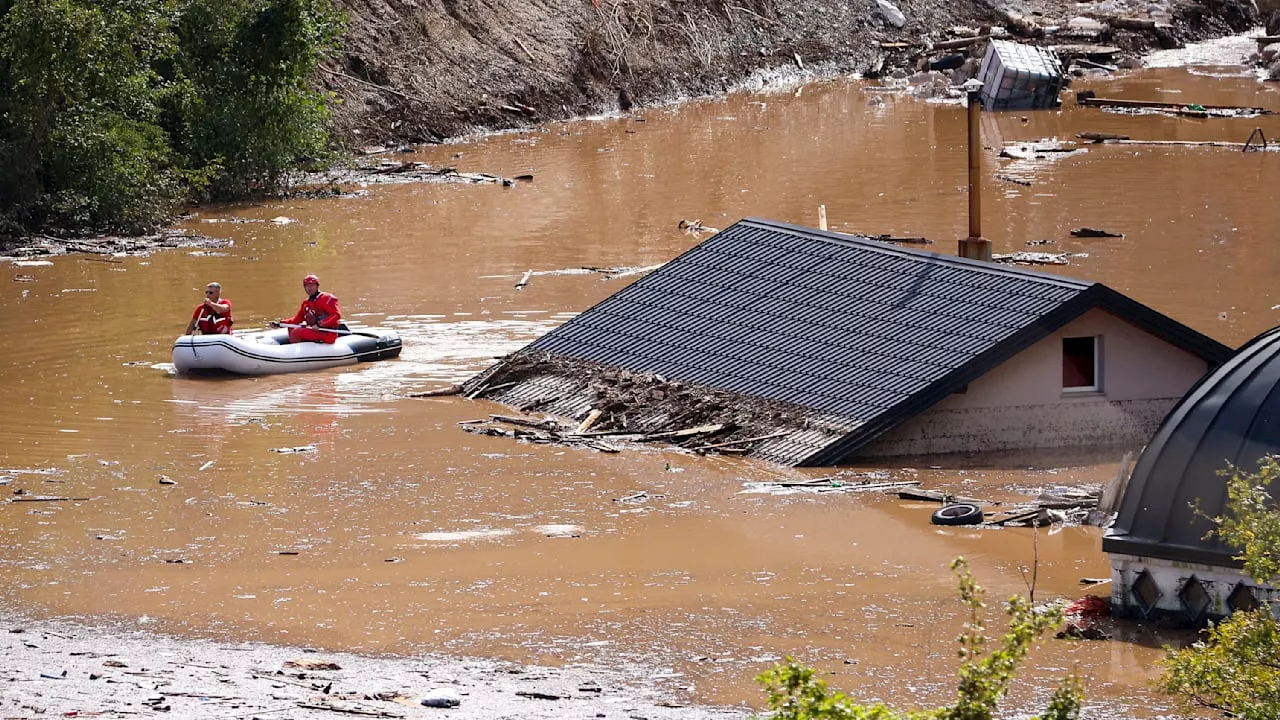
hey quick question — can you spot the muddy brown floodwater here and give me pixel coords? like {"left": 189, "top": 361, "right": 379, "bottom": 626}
{"left": 4, "top": 36, "right": 1280, "bottom": 717}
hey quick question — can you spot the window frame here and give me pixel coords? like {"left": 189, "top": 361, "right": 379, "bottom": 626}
{"left": 1062, "top": 334, "right": 1103, "bottom": 393}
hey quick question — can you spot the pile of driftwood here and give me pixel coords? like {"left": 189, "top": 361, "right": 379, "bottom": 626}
{"left": 753, "top": 471, "right": 920, "bottom": 494}
{"left": 899, "top": 487, "right": 1103, "bottom": 527}
{"left": 369, "top": 162, "right": 534, "bottom": 186}
{"left": 456, "top": 413, "right": 788, "bottom": 457}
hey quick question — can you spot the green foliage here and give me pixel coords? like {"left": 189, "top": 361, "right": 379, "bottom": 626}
{"left": 757, "top": 558, "right": 1082, "bottom": 720}
{"left": 0, "top": 0, "right": 183, "bottom": 233}
{"left": 166, "top": 0, "right": 344, "bottom": 199}
{"left": 1160, "top": 455, "right": 1280, "bottom": 720}
{"left": 0, "top": 0, "right": 344, "bottom": 238}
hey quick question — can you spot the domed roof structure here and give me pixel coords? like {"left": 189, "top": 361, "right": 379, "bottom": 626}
{"left": 1103, "top": 326, "right": 1280, "bottom": 567}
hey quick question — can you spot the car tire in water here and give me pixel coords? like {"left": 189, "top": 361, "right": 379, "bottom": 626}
{"left": 931, "top": 503, "right": 983, "bottom": 526}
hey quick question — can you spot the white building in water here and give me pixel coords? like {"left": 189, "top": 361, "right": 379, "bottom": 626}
{"left": 1103, "top": 325, "right": 1280, "bottom": 623}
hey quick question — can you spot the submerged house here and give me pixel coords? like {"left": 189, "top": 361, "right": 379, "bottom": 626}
{"left": 1104, "top": 325, "right": 1280, "bottom": 623}
{"left": 468, "top": 219, "right": 1230, "bottom": 466}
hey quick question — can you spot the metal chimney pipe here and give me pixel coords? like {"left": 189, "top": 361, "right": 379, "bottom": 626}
{"left": 958, "top": 79, "right": 991, "bottom": 262}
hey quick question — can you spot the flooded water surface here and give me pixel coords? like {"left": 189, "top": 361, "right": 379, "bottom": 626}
{"left": 4, "top": 43, "right": 1280, "bottom": 715}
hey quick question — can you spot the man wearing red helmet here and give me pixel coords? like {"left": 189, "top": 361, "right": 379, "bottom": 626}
{"left": 270, "top": 274, "right": 342, "bottom": 344}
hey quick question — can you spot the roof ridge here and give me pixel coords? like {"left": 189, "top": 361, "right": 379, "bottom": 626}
{"left": 739, "top": 217, "right": 1097, "bottom": 291}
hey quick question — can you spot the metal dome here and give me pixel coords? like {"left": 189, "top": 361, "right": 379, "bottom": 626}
{"left": 1103, "top": 325, "right": 1280, "bottom": 567}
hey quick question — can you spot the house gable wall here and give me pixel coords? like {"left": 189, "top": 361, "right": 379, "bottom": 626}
{"left": 857, "top": 309, "right": 1211, "bottom": 458}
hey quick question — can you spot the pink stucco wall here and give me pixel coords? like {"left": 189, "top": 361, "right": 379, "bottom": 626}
{"left": 858, "top": 309, "right": 1212, "bottom": 458}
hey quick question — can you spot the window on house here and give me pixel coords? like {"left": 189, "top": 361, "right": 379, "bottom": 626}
{"left": 1063, "top": 336, "right": 1100, "bottom": 391}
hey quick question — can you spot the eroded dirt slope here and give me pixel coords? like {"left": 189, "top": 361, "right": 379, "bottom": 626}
{"left": 323, "top": 0, "right": 1256, "bottom": 145}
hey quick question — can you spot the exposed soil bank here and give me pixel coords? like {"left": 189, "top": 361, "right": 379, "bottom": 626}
{"left": 323, "top": 0, "right": 1256, "bottom": 146}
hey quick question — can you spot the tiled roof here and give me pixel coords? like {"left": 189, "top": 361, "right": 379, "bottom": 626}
{"left": 492, "top": 218, "right": 1230, "bottom": 465}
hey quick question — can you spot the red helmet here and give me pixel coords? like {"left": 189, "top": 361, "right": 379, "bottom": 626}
{"left": 302, "top": 274, "right": 320, "bottom": 286}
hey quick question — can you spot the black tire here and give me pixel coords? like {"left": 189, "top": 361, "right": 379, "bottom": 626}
{"left": 931, "top": 503, "right": 983, "bottom": 526}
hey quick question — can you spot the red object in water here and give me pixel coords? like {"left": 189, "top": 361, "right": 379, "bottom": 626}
{"left": 1064, "top": 594, "right": 1111, "bottom": 618}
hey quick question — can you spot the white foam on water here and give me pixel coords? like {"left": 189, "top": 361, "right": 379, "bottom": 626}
{"left": 414, "top": 528, "right": 515, "bottom": 542}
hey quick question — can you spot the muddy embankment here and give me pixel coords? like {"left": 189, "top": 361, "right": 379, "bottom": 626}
{"left": 323, "top": 0, "right": 1257, "bottom": 147}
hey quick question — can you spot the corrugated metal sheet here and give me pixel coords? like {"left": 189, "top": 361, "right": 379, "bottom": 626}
{"left": 475, "top": 218, "right": 1231, "bottom": 466}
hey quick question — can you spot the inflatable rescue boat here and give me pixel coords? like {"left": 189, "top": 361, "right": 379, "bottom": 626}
{"left": 172, "top": 326, "right": 402, "bottom": 375}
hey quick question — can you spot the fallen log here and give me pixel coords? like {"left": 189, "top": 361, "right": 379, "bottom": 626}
{"left": 1105, "top": 16, "right": 1160, "bottom": 31}
{"left": 1080, "top": 96, "right": 1274, "bottom": 115}
{"left": 1077, "top": 131, "right": 1130, "bottom": 141}
{"left": 408, "top": 384, "right": 463, "bottom": 398}
{"left": 930, "top": 34, "right": 989, "bottom": 51}
{"left": 1071, "top": 227, "right": 1124, "bottom": 238}
{"left": 1098, "top": 139, "right": 1265, "bottom": 149}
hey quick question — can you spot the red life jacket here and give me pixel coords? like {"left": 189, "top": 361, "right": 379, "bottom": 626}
{"left": 193, "top": 299, "right": 233, "bottom": 334}
{"left": 284, "top": 292, "right": 341, "bottom": 333}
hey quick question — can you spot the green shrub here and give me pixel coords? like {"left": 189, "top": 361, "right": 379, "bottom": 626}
{"left": 757, "top": 558, "right": 1082, "bottom": 720}
{"left": 1160, "top": 456, "right": 1280, "bottom": 719}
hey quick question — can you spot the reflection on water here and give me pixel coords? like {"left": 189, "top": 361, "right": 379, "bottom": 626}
{"left": 3, "top": 53, "right": 1280, "bottom": 715}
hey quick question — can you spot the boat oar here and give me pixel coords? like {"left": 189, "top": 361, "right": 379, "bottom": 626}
{"left": 274, "top": 322, "right": 383, "bottom": 340}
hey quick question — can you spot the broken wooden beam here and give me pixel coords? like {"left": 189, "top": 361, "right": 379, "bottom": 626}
{"left": 693, "top": 431, "right": 791, "bottom": 452}
{"left": 897, "top": 489, "right": 983, "bottom": 504}
{"left": 991, "top": 508, "right": 1041, "bottom": 526}
{"left": 634, "top": 423, "right": 728, "bottom": 442}
{"left": 466, "top": 380, "right": 517, "bottom": 399}
{"left": 575, "top": 409, "right": 603, "bottom": 434}
{"left": 490, "top": 414, "right": 559, "bottom": 431}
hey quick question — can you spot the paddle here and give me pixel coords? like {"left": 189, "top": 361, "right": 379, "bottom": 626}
{"left": 273, "top": 322, "right": 384, "bottom": 340}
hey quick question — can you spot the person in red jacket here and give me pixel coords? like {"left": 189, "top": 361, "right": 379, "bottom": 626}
{"left": 184, "top": 281, "right": 233, "bottom": 335}
{"left": 270, "top": 274, "right": 342, "bottom": 344}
